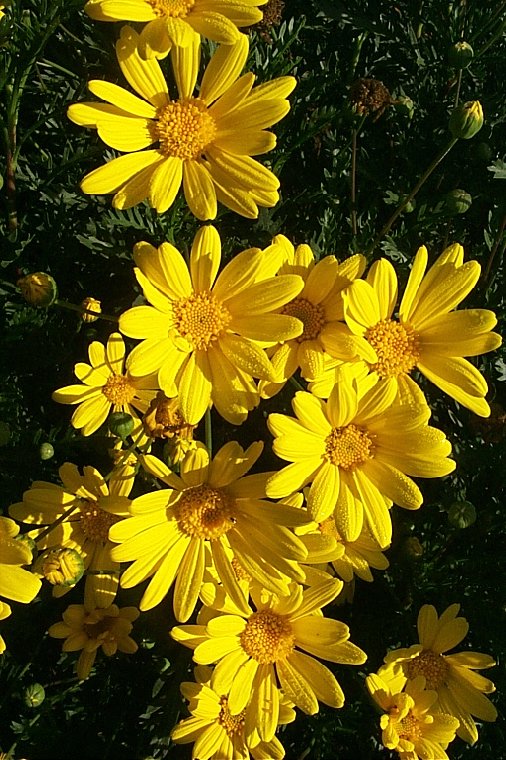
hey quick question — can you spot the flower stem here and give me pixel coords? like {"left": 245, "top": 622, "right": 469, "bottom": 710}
{"left": 350, "top": 127, "right": 358, "bottom": 237}
{"left": 55, "top": 299, "right": 119, "bottom": 324}
{"left": 367, "top": 136, "right": 459, "bottom": 254}
{"left": 34, "top": 504, "right": 80, "bottom": 545}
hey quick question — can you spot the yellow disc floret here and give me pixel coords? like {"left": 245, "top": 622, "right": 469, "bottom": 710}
{"left": 325, "top": 424, "right": 374, "bottom": 469}
{"left": 79, "top": 501, "right": 121, "bottom": 542}
{"left": 239, "top": 609, "right": 295, "bottom": 663}
{"left": 283, "top": 297, "right": 326, "bottom": 342}
{"left": 172, "top": 291, "right": 231, "bottom": 350}
{"left": 174, "top": 485, "right": 235, "bottom": 540}
{"left": 102, "top": 375, "right": 137, "bottom": 405}
{"left": 218, "top": 696, "right": 246, "bottom": 737}
{"left": 405, "top": 649, "right": 449, "bottom": 689}
{"left": 147, "top": 0, "right": 195, "bottom": 18}
{"left": 398, "top": 709, "right": 422, "bottom": 741}
{"left": 365, "top": 319, "right": 420, "bottom": 378}
{"left": 155, "top": 99, "right": 216, "bottom": 160}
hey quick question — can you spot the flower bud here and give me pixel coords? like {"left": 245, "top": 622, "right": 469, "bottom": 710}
{"left": 34, "top": 547, "right": 85, "bottom": 586}
{"left": 449, "top": 100, "right": 483, "bottom": 139}
{"left": 24, "top": 683, "right": 46, "bottom": 708}
{"left": 17, "top": 272, "right": 58, "bottom": 307}
{"left": 108, "top": 411, "right": 135, "bottom": 439}
{"left": 402, "top": 536, "right": 424, "bottom": 559}
{"left": 448, "top": 500, "right": 476, "bottom": 529}
{"left": 393, "top": 95, "right": 415, "bottom": 119}
{"left": 448, "top": 41, "right": 474, "bottom": 69}
{"left": 39, "top": 442, "right": 55, "bottom": 460}
{"left": 443, "top": 189, "right": 472, "bottom": 215}
{"left": 81, "top": 296, "right": 101, "bottom": 323}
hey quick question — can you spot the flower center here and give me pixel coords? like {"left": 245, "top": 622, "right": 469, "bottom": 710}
{"left": 84, "top": 614, "right": 116, "bottom": 641}
{"left": 365, "top": 319, "right": 420, "bottom": 378}
{"left": 325, "top": 424, "right": 374, "bottom": 469}
{"left": 239, "top": 610, "right": 295, "bottom": 664}
{"left": 172, "top": 291, "right": 231, "bottom": 350}
{"left": 173, "top": 485, "right": 235, "bottom": 540}
{"left": 218, "top": 696, "right": 246, "bottom": 736}
{"left": 283, "top": 297, "right": 325, "bottom": 341}
{"left": 405, "top": 649, "right": 449, "bottom": 690}
{"left": 102, "top": 375, "right": 136, "bottom": 405}
{"left": 155, "top": 98, "right": 216, "bottom": 160}
{"left": 147, "top": 0, "right": 195, "bottom": 18}
{"left": 79, "top": 501, "right": 121, "bottom": 542}
{"left": 397, "top": 709, "right": 422, "bottom": 740}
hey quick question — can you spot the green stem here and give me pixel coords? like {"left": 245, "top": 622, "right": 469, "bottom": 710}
{"left": 34, "top": 504, "right": 80, "bottom": 545}
{"left": 454, "top": 69, "right": 463, "bottom": 107}
{"left": 350, "top": 127, "right": 358, "bottom": 237}
{"left": 367, "top": 137, "right": 458, "bottom": 254}
{"left": 55, "top": 299, "right": 119, "bottom": 324}
{"left": 205, "top": 408, "right": 212, "bottom": 457}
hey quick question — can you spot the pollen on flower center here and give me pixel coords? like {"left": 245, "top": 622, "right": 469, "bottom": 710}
{"left": 218, "top": 696, "right": 246, "bottom": 736}
{"left": 283, "top": 297, "right": 326, "bottom": 341}
{"left": 365, "top": 319, "right": 420, "bottom": 378}
{"left": 155, "top": 99, "right": 216, "bottom": 160}
{"left": 239, "top": 609, "right": 295, "bottom": 663}
{"left": 398, "top": 709, "right": 422, "bottom": 740}
{"left": 325, "top": 424, "right": 374, "bottom": 469}
{"left": 147, "top": 0, "right": 195, "bottom": 18}
{"left": 405, "top": 649, "right": 449, "bottom": 689}
{"left": 173, "top": 485, "right": 236, "bottom": 540}
{"left": 79, "top": 500, "right": 121, "bottom": 542}
{"left": 102, "top": 375, "right": 136, "bottom": 405}
{"left": 172, "top": 291, "right": 231, "bottom": 350}
{"left": 84, "top": 614, "right": 116, "bottom": 641}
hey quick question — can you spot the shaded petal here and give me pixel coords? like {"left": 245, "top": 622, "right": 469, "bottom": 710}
{"left": 148, "top": 156, "right": 183, "bottom": 213}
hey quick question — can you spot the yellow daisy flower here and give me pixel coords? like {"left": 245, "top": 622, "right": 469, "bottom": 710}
{"left": 381, "top": 603, "right": 498, "bottom": 745}
{"left": 119, "top": 226, "right": 304, "bottom": 425}
{"left": 52, "top": 332, "right": 158, "bottom": 437}
{"left": 343, "top": 243, "right": 502, "bottom": 416}
{"left": 171, "top": 664, "right": 294, "bottom": 760}
{"left": 266, "top": 370, "right": 455, "bottom": 548}
{"left": 10, "top": 463, "right": 132, "bottom": 609}
{"left": 258, "top": 235, "right": 369, "bottom": 398}
{"left": 0, "top": 516, "right": 41, "bottom": 605}
{"left": 84, "top": 0, "right": 266, "bottom": 59}
{"left": 315, "top": 515, "right": 389, "bottom": 582}
{"left": 171, "top": 578, "right": 366, "bottom": 742}
{"left": 366, "top": 673, "right": 459, "bottom": 760}
{"left": 48, "top": 603, "right": 139, "bottom": 679}
{"left": 68, "top": 29, "right": 295, "bottom": 219}
{"left": 109, "top": 441, "right": 310, "bottom": 621}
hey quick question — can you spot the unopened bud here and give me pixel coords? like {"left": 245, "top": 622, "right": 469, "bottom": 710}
{"left": 39, "top": 442, "right": 55, "bottom": 460}
{"left": 17, "top": 272, "right": 58, "bottom": 307}
{"left": 448, "top": 500, "right": 476, "bottom": 529}
{"left": 81, "top": 296, "right": 101, "bottom": 323}
{"left": 449, "top": 100, "right": 483, "bottom": 140}
{"left": 24, "top": 683, "right": 46, "bottom": 708}
{"left": 443, "top": 189, "right": 472, "bottom": 215}
{"left": 108, "top": 411, "right": 135, "bottom": 439}
{"left": 34, "top": 547, "right": 84, "bottom": 587}
{"left": 448, "top": 41, "right": 474, "bottom": 69}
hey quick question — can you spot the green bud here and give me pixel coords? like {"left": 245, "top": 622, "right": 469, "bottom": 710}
{"left": 448, "top": 500, "right": 476, "bottom": 529}
{"left": 39, "top": 442, "right": 54, "bottom": 460}
{"left": 108, "top": 411, "right": 135, "bottom": 439}
{"left": 448, "top": 41, "right": 474, "bottom": 69}
{"left": 443, "top": 189, "right": 472, "bottom": 215}
{"left": 24, "top": 683, "right": 46, "bottom": 708}
{"left": 402, "top": 536, "right": 424, "bottom": 559}
{"left": 449, "top": 100, "right": 484, "bottom": 140}
{"left": 394, "top": 95, "right": 415, "bottom": 119}
{"left": 17, "top": 272, "right": 58, "bottom": 307}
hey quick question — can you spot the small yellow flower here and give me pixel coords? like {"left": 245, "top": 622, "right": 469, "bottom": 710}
{"left": 52, "top": 332, "right": 158, "bottom": 437}
{"left": 17, "top": 272, "right": 58, "bottom": 307}
{"left": 33, "top": 547, "right": 85, "bottom": 587}
{"left": 366, "top": 673, "right": 459, "bottom": 760}
{"left": 381, "top": 603, "right": 498, "bottom": 744}
{"left": 68, "top": 29, "right": 295, "bottom": 219}
{"left": 85, "top": 0, "right": 266, "bottom": 59}
{"left": 172, "top": 579, "right": 366, "bottom": 742}
{"left": 48, "top": 603, "right": 139, "bottom": 679}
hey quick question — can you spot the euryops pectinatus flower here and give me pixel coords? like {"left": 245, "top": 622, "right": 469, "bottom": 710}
{"left": 343, "top": 244, "right": 502, "bottom": 416}
{"left": 109, "top": 442, "right": 310, "bottom": 621}
{"left": 366, "top": 673, "right": 459, "bottom": 760}
{"left": 266, "top": 369, "right": 455, "bottom": 548}
{"left": 52, "top": 332, "right": 157, "bottom": 437}
{"left": 68, "top": 29, "right": 295, "bottom": 219}
{"left": 0, "top": 516, "right": 41, "bottom": 606}
{"left": 84, "top": 0, "right": 266, "bottom": 59}
{"left": 171, "top": 579, "right": 366, "bottom": 742}
{"left": 380, "top": 604, "right": 497, "bottom": 745}
{"left": 119, "top": 226, "right": 304, "bottom": 425}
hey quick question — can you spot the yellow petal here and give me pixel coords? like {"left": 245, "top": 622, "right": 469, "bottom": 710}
{"left": 148, "top": 156, "right": 183, "bottom": 213}
{"left": 182, "top": 160, "right": 217, "bottom": 220}
{"left": 81, "top": 151, "right": 162, "bottom": 194}
{"left": 116, "top": 26, "right": 169, "bottom": 109}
